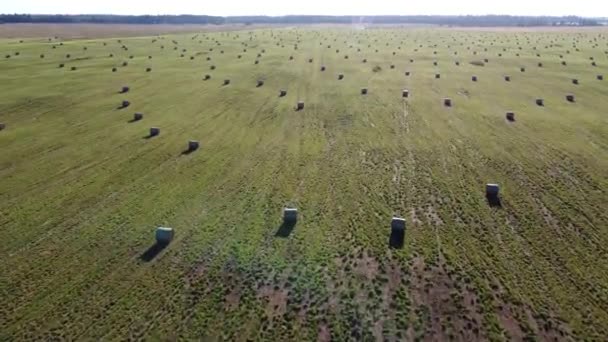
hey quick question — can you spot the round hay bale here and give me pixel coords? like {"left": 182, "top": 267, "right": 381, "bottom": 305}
{"left": 435, "top": 74, "right": 441, "bottom": 79}
{"left": 402, "top": 89, "right": 409, "bottom": 98}
{"left": 204, "top": 74, "right": 211, "bottom": 80}
{"left": 59, "top": 63, "right": 65, "bottom": 68}
{"left": 150, "top": 127, "right": 160, "bottom": 136}
{"left": 134, "top": 112, "right": 143, "bottom": 121}
{"left": 190, "top": 56, "right": 195, "bottom": 60}
{"left": 257, "top": 80, "right": 264, "bottom": 87}
{"left": 112, "top": 67, "right": 117, "bottom": 72}
{"left": 109, "top": 54, "right": 114, "bottom": 57}
{"left": 598, "top": 75, "right": 604, "bottom": 80}
{"left": 40, "top": 54, "right": 45, "bottom": 58}
{"left": 444, "top": 98, "right": 452, "bottom": 107}
{"left": 320, "top": 66, "right": 326, "bottom": 71}
{"left": 279, "top": 90, "right": 287, "bottom": 97}
{"left": 308, "top": 58, "right": 313, "bottom": 63}
{"left": 390, "top": 64, "right": 395, "bottom": 69}
{"left": 486, "top": 184, "right": 500, "bottom": 197}
{"left": 289, "top": 56, "right": 293, "bottom": 60}
{"left": 66, "top": 54, "right": 71, "bottom": 58}
{"left": 283, "top": 208, "right": 298, "bottom": 223}
{"left": 592, "top": 62, "right": 597, "bottom": 66}
{"left": 297, "top": 101, "right": 305, "bottom": 110}
{"left": 566, "top": 94, "right": 575, "bottom": 102}
{"left": 254, "top": 60, "right": 259, "bottom": 64}
{"left": 129, "top": 55, "right": 134, "bottom": 59}
{"left": 362, "top": 59, "right": 367, "bottom": 63}
{"left": 0, "top": 123, "right": 5, "bottom": 131}
{"left": 210, "top": 65, "right": 216, "bottom": 70}
{"left": 572, "top": 79, "right": 579, "bottom": 85}
{"left": 455, "top": 61, "right": 460, "bottom": 66}
{"left": 188, "top": 140, "right": 200, "bottom": 151}
{"left": 520, "top": 67, "right": 525, "bottom": 72}
{"left": 123, "top": 62, "right": 128, "bottom": 67}
{"left": 504, "top": 76, "right": 511, "bottom": 82}
{"left": 121, "top": 100, "right": 130, "bottom": 108}
{"left": 405, "top": 71, "right": 411, "bottom": 76}
{"left": 433, "top": 61, "right": 438, "bottom": 66}
{"left": 344, "top": 55, "right": 349, "bottom": 59}
{"left": 338, "top": 74, "right": 344, "bottom": 80}
{"left": 538, "top": 62, "right": 543, "bottom": 67}
{"left": 71, "top": 66, "right": 77, "bottom": 71}
{"left": 361, "top": 88, "right": 368, "bottom": 95}
{"left": 562, "top": 61, "right": 567, "bottom": 66}
{"left": 536, "top": 98, "right": 544, "bottom": 106}
{"left": 155, "top": 227, "right": 174, "bottom": 244}
{"left": 506, "top": 112, "right": 515, "bottom": 122}
{"left": 472, "top": 76, "right": 478, "bottom": 82}
{"left": 223, "top": 79, "right": 231, "bottom": 85}
{"left": 121, "top": 86, "right": 130, "bottom": 93}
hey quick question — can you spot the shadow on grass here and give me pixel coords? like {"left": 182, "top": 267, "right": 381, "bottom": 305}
{"left": 275, "top": 220, "right": 296, "bottom": 238}
{"left": 142, "top": 134, "right": 155, "bottom": 140}
{"left": 180, "top": 148, "right": 196, "bottom": 156}
{"left": 389, "top": 230, "right": 405, "bottom": 249}
{"left": 140, "top": 242, "right": 169, "bottom": 262}
{"left": 486, "top": 194, "right": 502, "bottom": 208}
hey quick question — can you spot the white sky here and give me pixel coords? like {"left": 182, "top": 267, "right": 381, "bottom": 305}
{"left": 1, "top": 0, "right": 606, "bottom": 17}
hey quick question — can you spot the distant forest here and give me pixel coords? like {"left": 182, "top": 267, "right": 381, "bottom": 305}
{"left": 0, "top": 14, "right": 600, "bottom": 27}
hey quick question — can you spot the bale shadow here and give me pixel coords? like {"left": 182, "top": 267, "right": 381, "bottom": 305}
{"left": 388, "top": 230, "right": 405, "bottom": 249}
{"left": 181, "top": 148, "right": 196, "bottom": 156}
{"left": 142, "top": 134, "right": 155, "bottom": 140}
{"left": 486, "top": 194, "right": 502, "bottom": 208}
{"left": 140, "top": 242, "right": 168, "bottom": 262}
{"left": 128, "top": 118, "right": 141, "bottom": 123}
{"left": 275, "top": 220, "right": 296, "bottom": 238}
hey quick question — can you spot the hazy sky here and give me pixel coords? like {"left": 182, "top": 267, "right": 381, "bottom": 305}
{"left": 2, "top": 0, "right": 606, "bottom": 17}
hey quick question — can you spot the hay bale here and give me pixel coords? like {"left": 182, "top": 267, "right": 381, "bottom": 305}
{"left": 562, "top": 61, "right": 567, "bottom": 66}
{"left": 435, "top": 74, "right": 441, "bottom": 79}
{"left": 279, "top": 90, "right": 287, "bottom": 97}
{"left": 71, "top": 66, "right": 77, "bottom": 71}
{"left": 257, "top": 80, "right": 264, "bottom": 87}
{"left": 572, "top": 79, "right": 579, "bottom": 85}
{"left": 66, "top": 54, "right": 71, "bottom": 58}
{"left": 297, "top": 101, "right": 305, "bottom": 110}
{"left": 455, "top": 61, "right": 460, "bottom": 66}
{"left": 223, "top": 79, "right": 230, "bottom": 85}
{"left": 566, "top": 94, "right": 575, "bottom": 102}
{"left": 506, "top": 112, "right": 515, "bottom": 121}
{"left": 155, "top": 227, "right": 174, "bottom": 244}
{"left": 283, "top": 208, "right": 298, "bottom": 223}
{"left": 121, "top": 100, "right": 130, "bottom": 108}
{"left": 150, "top": 127, "right": 160, "bottom": 136}
{"left": 402, "top": 89, "right": 409, "bottom": 98}
{"left": 338, "top": 74, "right": 344, "bottom": 80}
{"left": 504, "top": 76, "right": 510, "bottom": 82}
{"left": 321, "top": 66, "right": 326, "bottom": 71}
{"left": 520, "top": 67, "right": 525, "bottom": 72}
{"left": 361, "top": 88, "right": 368, "bottom": 95}
{"left": 472, "top": 76, "right": 478, "bottom": 82}
{"left": 40, "top": 54, "right": 45, "bottom": 59}
{"left": 254, "top": 60, "right": 259, "bottom": 64}
{"left": 362, "top": 58, "right": 367, "bottom": 63}
{"left": 289, "top": 56, "right": 293, "bottom": 60}
{"left": 134, "top": 112, "right": 143, "bottom": 121}
{"left": 390, "top": 217, "right": 406, "bottom": 248}
{"left": 188, "top": 140, "right": 200, "bottom": 151}
{"left": 538, "top": 62, "right": 543, "bottom": 67}
{"left": 536, "top": 98, "right": 544, "bottom": 106}
{"left": 204, "top": 74, "right": 211, "bottom": 80}
{"left": 210, "top": 65, "right": 216, "bottom": 70}
{"left": 486, "top": 184, "right": 500, "bottom": 197}
{"left": 308, "top": 58, "right": 313, "bottom": 63}
{"left": 444, "top": 98, "right": 452, "bottom": 107}
{"left": 598, "top": 75, "right": 604, "bottom": 80}
{"left": 123, "top": 62, "right": 128, "bottom": 67}
{"left": 121, "top": 86, "right": 130, "bottom": 93}
{"left": 0, "top": 123, "right": 5, "bottom": 131}
{"left": 390, "top": 64, "right": 395, "bottom": 69}
{"left": 405, "top": 71, "right": 411, "bottom": 76}
{"left": 146, "top": 67, "right": 152, "bottom": 72}
{"left": 433, "top": 61, "right": 438, "bottom": 66}
{"left": 59, "top": 63, "right": 65, "bottom": 68}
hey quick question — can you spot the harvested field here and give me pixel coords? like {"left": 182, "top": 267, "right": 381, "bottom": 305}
{"left": 0, "top": 26, "right": 607, "bottom": 341}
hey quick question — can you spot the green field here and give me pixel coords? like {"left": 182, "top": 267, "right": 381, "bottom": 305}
{"left": 1, "top": 26, "right": 607, "bottom": 341}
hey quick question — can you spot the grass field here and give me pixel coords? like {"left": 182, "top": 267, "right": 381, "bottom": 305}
{"left": 1, "top": 26, "right": 607, "bottom": 341}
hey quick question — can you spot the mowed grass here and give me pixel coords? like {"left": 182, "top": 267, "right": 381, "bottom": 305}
{"left": 0, "top": 27, "right": 607, "bottom": 340}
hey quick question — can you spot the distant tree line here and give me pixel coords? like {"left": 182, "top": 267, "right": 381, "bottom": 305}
{"left": 0, "top": 14, "right": 600, "bottom": 26}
